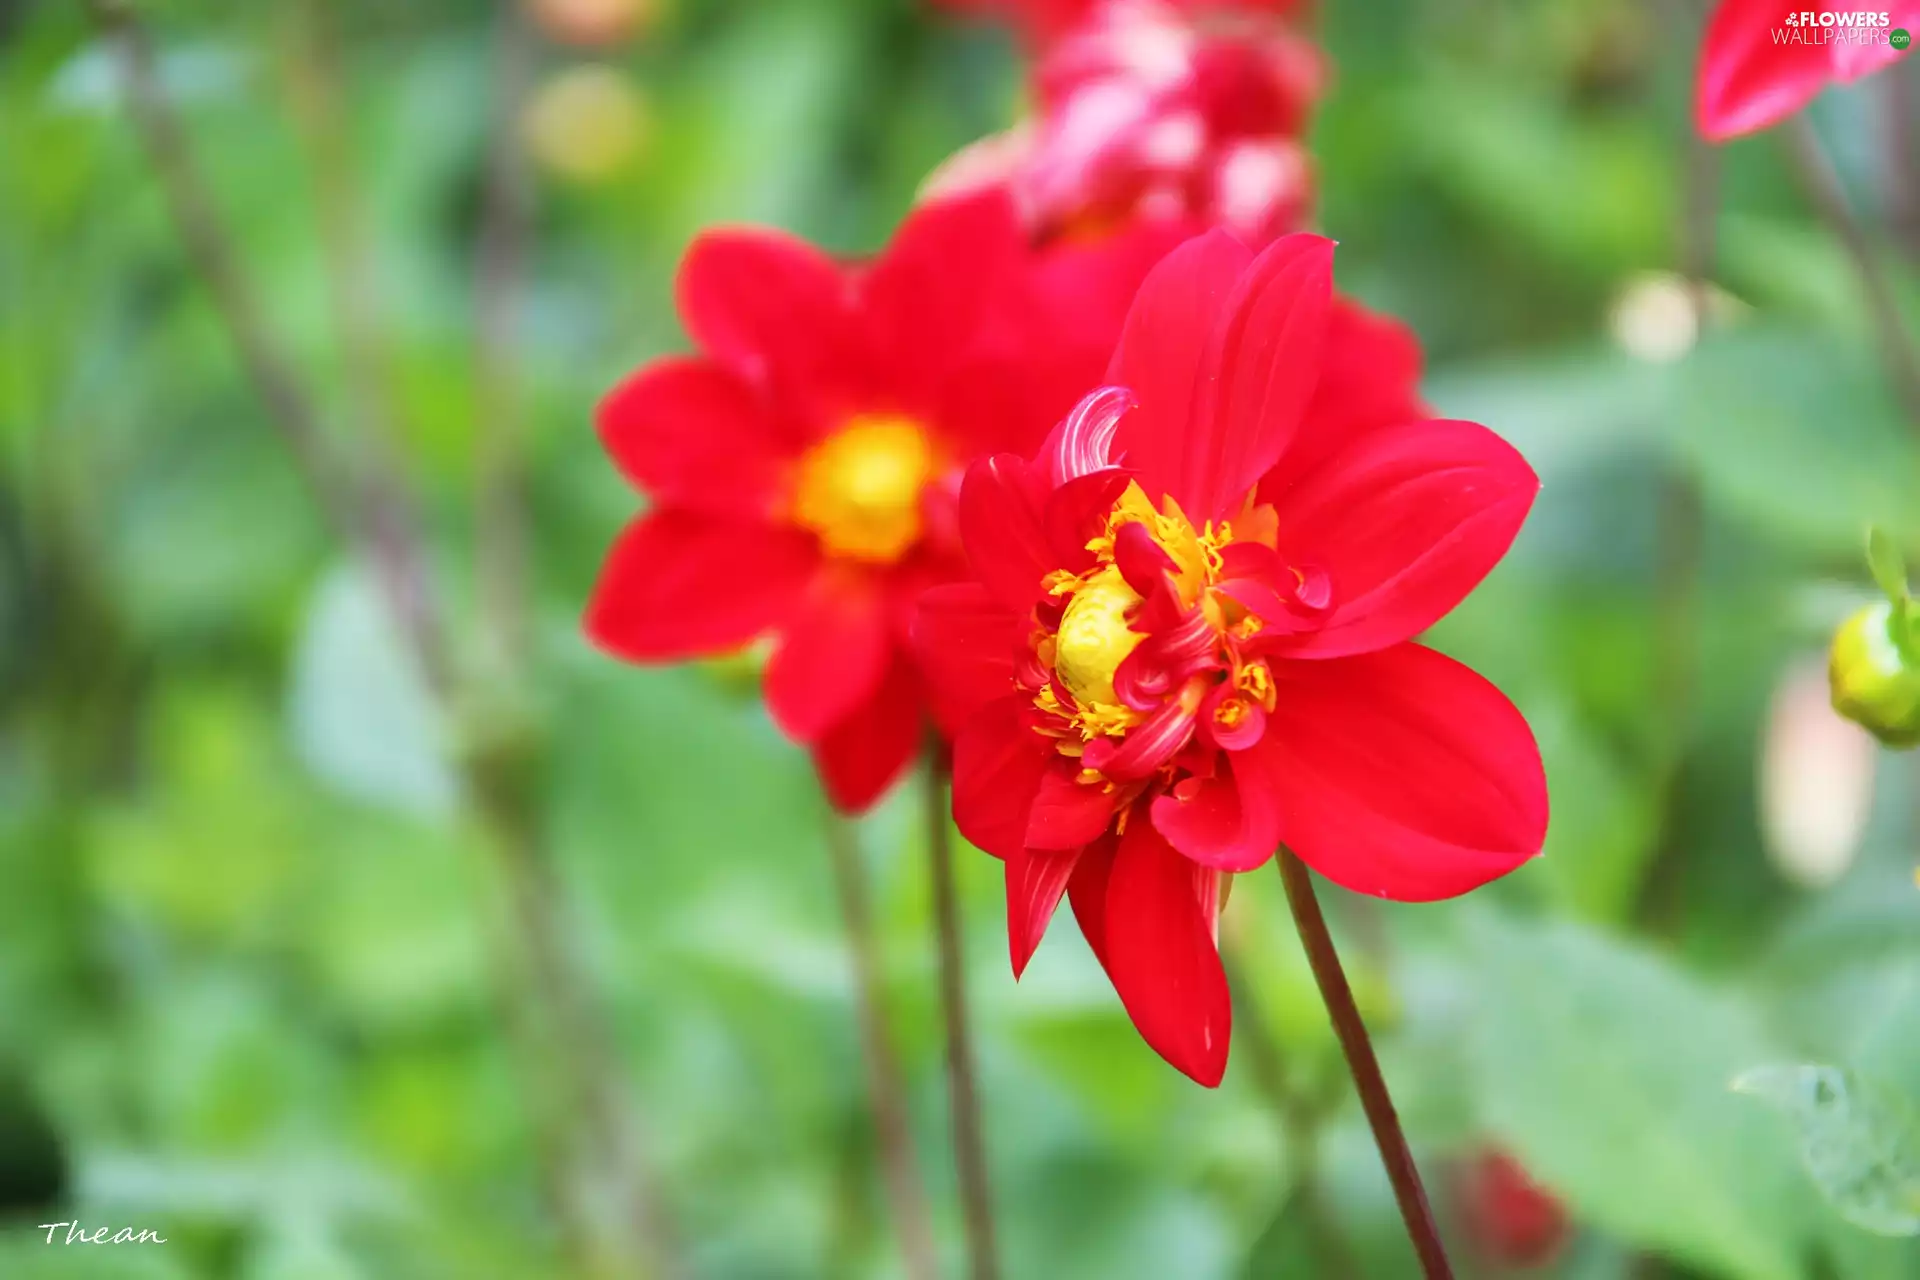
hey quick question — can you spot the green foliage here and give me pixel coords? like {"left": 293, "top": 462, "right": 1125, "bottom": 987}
{"left": 1733, "top": 1065, "right": 1920, "bottom": 1237}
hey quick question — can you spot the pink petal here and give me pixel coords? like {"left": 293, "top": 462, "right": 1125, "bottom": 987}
{"left": 584, "top": 511, "right": 818, "bottom": 661}
{"left": 1264, "top": 643, "right": 1549, "bottom": 901}
{"left": 1695, "top": 0, "right": 1838, "bottom": 141}
{"left": 952, "top": 697, "right": 1053, "bottom": 860}
{"left": 1103, "top": 821, "right": 1233, "bottom": 1086}
{"left": 764, "top": 569, "right": 891, "bottom": 744}
{"left": 1268, "top": 419, "right": 1539, "bottom": 659}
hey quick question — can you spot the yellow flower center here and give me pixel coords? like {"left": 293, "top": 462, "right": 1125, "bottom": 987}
{"left": 1054, "top": 566, "right": 1145, "bottom": 709}
{"left": 792, "top": 416, "right": 936, "bottom": 563}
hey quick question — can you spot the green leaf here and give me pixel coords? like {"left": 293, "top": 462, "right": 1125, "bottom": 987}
{"left": 287, "top": 563, "right": 456, "bottom": 818}
{"left": 1464, "top": 911, "right": 1811, "bottom": 1280}
{"left": 1733, "top": 1065, "right": 1920, "bottom": 1237}
{"left": 1865, "top": 528, "right": 1909, "bottom": 607}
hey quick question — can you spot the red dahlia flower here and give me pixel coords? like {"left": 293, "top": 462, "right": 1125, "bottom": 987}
{"left": 1696, "top": 0, "right": 1919, "bottom": 141}
{"left": 913, "top": 231, "right": 1548, "bottom": 1084}
{"left": 584, "top": 192, "right": 1159, "bottom": 812}
{"left": 929, "top": 0, "right": 1323, "bottom": 244}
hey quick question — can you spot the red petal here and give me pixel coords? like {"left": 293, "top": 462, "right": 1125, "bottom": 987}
{"left": 1264, "top": 643, "right": 1548, "bottom": 901}
{"left": 1067, "top": 835, "right": 1117, "bottom": 970}
{"left": 861, "top": 190, "right": 1024, "bottom": 408}
{"left": 764, "top": 569, "right": 891, "bottom": 743}
{"left": 1107, "top": 231, "right": 1253, "bottom": 512}
{"left": 1007, "top": 843, "right": 1084, "bottom": 977}
{"left": 598, "top": 359, "right": 791, "bottom": 513}
{"left": 1102, "top": 821, "right": 1233, "bottom": 1087}
{"left": 1185, "top": 234, "right": 1336, "bottom": 520}
{"left": 1261, "top": 296, "right": 1426, "bottom": 497}
{"left": 958, "top": 453, "right": 1055, "bottom": 612}
{"left": 676, "top": 228, "right": 856, "bottom": 427}
{"left": 1694, "top": 0, "right": 1839, "bottom": 141}
{"left": 584, "top": 511, "right": 817, "bottom": 661}
{"left": 812, "top": 655, "right": 923, "bottom": 813}
{"left": 912, "top": 583, "right": 1024, "bottom": 733}
{"left": 1042, "top": 386, "right": 1134, "bottom": 484}
{"left": 1149, "top": 737, "right": 1283, "bottom": 871}
{"left": 1269, "top": 419, "right": 1539, "bottom": 660}
{"left": 1026, "top": 766, "right": 1117, "bottom": 849}
{"left": 952, "top": 697, "right": 1052, "bottom": 859}
{"left": 1044, "top": 468, "right": 1133, "bottom": 571}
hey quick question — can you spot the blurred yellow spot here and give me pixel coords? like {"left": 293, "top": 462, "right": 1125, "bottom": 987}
{"left": 792, "top": 417, "right": 936, "bottom": 564}
{"left": 521, "top": 65, "right": 648, "bottom": 184}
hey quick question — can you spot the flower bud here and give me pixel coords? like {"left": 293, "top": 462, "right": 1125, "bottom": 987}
{"left": 1828, "top": 599, "right": 1920, "bottom": 748}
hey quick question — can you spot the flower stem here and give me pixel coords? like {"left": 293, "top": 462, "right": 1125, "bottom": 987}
{"left": 925, "top": 747, "right": 1001, "bottom": 1280}
{"left": 1275, "top": 850, "right": 1454, "bottom": 1280}
{"left": 1779, "top": 113, "right": 1920, "bottom": 426}
{"left": 823, "top": 810, "right": 941, "bottom": 1280}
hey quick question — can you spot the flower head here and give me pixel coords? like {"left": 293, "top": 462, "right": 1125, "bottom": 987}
{"left": 1696, "top": 0, "right": 1919, "bottom": 141}
{"left": 585, "top": 192, "right": 1162, "bottom": 811}
{"left": 914, "top": 231, "right": 1548, "bottom": 1083}
{"left": 930, "top": 0, "right": 1323, "bottom": 244}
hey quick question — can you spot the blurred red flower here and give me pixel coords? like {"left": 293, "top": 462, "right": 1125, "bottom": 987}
{"left": 913, "top": 231, "right": 1548, "bottom": 1084}
{"left": 584, "top": 192, "right": 1165, "bottom": 812}
{"left": 935, "top": 0, "right": 1304, "bottom": 46}
{"left": 1695, "top": 0, "right": 1919, "bottom": 141}
{"left": 1455, "top": 1148, "right": 1571, "bottom": 1270}
{"left": 929, "top": 0, "right": 1324, "bottom": 244}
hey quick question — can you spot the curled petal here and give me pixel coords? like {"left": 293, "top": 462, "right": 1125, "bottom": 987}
{"left": 1114, "top": 520, "right": 1178, "bottom": 596}
{"left": 1084, "top": 690, "right": 1199, "bottom": 781}
{"left": 1046, "top": 385, "right": 1135, "bottom": 484}
{"left": 1150, "top": 736, "right": 1282, "bottom": 871}
{"left": 1103, "top": 821, "right": 1233, "bottom": 1086}
{"left": 1197, "top": 681, "right": 1267, "bottom": 752}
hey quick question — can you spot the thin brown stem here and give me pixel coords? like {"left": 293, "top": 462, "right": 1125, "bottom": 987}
{"left": 925, "top": 746, "right": 1000, "bottom": 1280}
{"left": 1780, "top": 114, "right": 1920, "bottom": 425}
{"left": 824, "top": 811, "right": 941, "bottom": 1280}
{"left": 1276, "top": 851, "right": 1453, "bottom": 1280}
{"left": 474, "top": 0, "right": 537, "bottom": 667}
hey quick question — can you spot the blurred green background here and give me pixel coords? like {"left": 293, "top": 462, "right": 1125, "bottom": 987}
{"left": 3, "top": 0, "right": 1918, "bottom": 1276}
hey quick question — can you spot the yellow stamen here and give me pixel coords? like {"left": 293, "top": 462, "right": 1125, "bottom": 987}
{"left": 1054, "top": 566, "right": 1145, "bottom": 709}
{"left": 792, "top": 416, "right": 936, "bottom": 563}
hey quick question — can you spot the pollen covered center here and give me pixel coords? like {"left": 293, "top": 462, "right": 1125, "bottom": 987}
{"left": 793, "top": 416, "right": 936, "bottom": 563}
{"left": 1054, "top": 567, "right": 1144, "bottom": 708}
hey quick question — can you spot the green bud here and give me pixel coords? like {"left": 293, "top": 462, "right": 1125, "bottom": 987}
{"left": 1829, "top": 600, "right": 1920, "bottom": 748}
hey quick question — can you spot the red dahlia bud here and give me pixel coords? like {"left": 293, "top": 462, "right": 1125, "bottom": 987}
{"left": 1455, "top": 1148, "right": 1570, "bottom": 1270}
